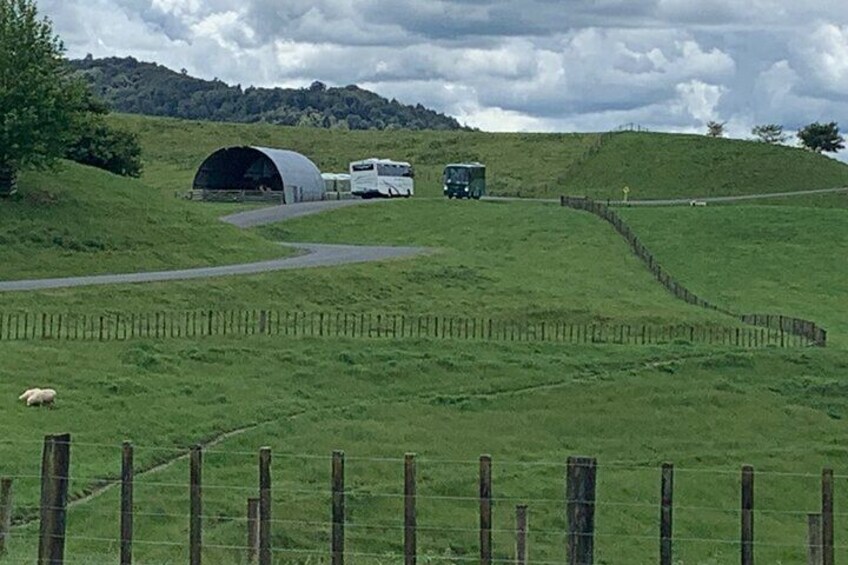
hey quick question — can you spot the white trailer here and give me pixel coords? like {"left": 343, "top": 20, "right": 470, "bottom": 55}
{"left": 349, "top": 158, "right": 414, "bottom": 198}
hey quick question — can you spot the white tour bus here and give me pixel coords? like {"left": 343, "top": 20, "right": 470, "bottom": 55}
{"left": 349, "top": 158, "right": 414, "bottom": 199}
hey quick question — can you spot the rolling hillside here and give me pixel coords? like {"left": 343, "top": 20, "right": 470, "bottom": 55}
{"left": 2, "top": 117, "right": 848, "bottom": 563}
{"left": 111, "top": 114, "right": 848, "bottom": 200}
{"left": 565, "top": 132, "right": 848, "bottom": 201}
{"left": 0, "top": 161, "right": 287, "bottom": 279}
{"left": 619, "top": 205, "right": 848, "bottom": 347}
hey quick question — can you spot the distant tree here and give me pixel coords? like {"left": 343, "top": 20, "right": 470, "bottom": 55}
{"left": 797, "top": 121, "right": 845, "bottom": 153}
{"left": 0, "top": 0, "right": 87, "bottom": 194}
{"left": 309, "top": 81, "right": 327, "bottom": 92}
{"left": 751, "top": 124, "right": 788, "bottom": 144}
{"left": 706, "top": 121, "right": 726, "bottom": 138}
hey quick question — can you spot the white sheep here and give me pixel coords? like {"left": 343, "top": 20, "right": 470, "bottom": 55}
{"left": 18, "top": 388, "right": 42, "bottom": 402}
{"left": 22, "top": 388, "right": 56, "bottom": 407}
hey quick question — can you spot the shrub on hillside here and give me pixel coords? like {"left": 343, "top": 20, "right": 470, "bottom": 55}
{"left": 66, "top": 117, "right": 143, "bottom": 178}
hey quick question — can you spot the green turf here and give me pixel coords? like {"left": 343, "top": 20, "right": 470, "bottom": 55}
{"left": 561, "top": 132, "right": 848, "bottom": 201}
{"left": 619, "top": 205, "right": 848, "bottom": 348}
{"left": 3, "top": 337, "right": 848, "bottom": 563}
{"left": 113, "top": 114, "right": 848, "bottom": 201}
{"left": 0, "top": 162, "right": 289, "bottom": 279}
{"left": 0, "top": 200, "right": 739, "bottom": 333}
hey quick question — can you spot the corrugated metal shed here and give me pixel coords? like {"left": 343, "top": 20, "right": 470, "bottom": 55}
{"left": 193, "top": 146, "right": 325, "bottom": 203}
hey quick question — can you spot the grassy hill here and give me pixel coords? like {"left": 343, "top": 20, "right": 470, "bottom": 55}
{"left": 0, "top": 162, "right": 288, "bottom": 279}
{"left": 112, "top": 114, "right": 848, "bottom": 200}
{"left": 112, "top": 113, "right": 600, "bottom": 198}
{"left": 619, "top": 205, "right": 848, "bottom": 347}
{"left": 566, "top": 132, "right": 848, "bottom": 201}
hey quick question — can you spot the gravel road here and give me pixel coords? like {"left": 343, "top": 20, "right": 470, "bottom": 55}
{"left": 484, "top": 186, "right": 848, "bottom": 206}
{"left": 220, "top": 198, "right": 381, "bottom": 228}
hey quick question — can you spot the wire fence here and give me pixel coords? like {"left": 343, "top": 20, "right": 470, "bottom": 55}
{"left": 0, "top": 309, "right": 818, "bottom": 348}
{"left": 560, "top": 196, "right": 828, "bottom": 347}
{"left": 1, "top": 435, "right": 845, "bottom": 564}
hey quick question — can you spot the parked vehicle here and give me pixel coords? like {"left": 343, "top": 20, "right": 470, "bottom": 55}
{"left": 443, "top": 163, "right": 485, "bottom": 199}
{"left": 349, "top": 158, "right": 414, "bottom": 198}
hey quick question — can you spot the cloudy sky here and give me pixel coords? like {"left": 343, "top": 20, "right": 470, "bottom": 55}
{"left": 40, "top": 0, "right": 848, "bottom": 157}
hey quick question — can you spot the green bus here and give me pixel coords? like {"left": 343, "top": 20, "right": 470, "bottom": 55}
{"left": 443, "top": 163, "right": 485, "bottom": 200}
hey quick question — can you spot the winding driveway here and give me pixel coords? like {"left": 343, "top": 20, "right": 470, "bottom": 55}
{"left": 0, "top": 199, "right": 427, "bottom": 292}
{"left": 2, "top": 185, "right": 844, "bottom": 292}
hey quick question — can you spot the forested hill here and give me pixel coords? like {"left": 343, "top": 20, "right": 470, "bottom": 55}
{"left": 69, "top": 56, "right": 465, "bottom": 131}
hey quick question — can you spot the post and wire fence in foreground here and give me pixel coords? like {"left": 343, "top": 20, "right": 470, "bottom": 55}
{"left": 0, "top": 434, "right": 842, "bottom": 563}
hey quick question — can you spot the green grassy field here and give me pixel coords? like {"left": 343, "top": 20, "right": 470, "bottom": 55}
{"left": 3, "top": 115, "right": 848, "bottom": 563}
{"left": 3, "top": 338, "right": 848, "bottom": 563}
{"left": 619, "top": 205, "right": 848, "bottom": 347}
{"left": 0, "top": 199, "right": 739, "bottom": 335}
{"left": 0, "top": 162, "right": 288, "bottom": 279}
{"left": 113, "top": 114, "right": 848, "bottom": 200}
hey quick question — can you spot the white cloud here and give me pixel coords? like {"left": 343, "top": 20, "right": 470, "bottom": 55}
{"left": 674, "top": 80, "right": 726, "bottom": 124}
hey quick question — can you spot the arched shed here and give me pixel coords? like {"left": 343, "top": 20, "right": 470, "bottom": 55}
{"left": 193, "top": 146, "right": 325, "bottom": 203}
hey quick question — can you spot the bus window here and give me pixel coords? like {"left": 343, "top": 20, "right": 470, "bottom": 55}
{"left": 377, "top": 164, "right": 413, "bottom": 177}
{"left": 352, "top": 163, "right": 375, "bottom": 172}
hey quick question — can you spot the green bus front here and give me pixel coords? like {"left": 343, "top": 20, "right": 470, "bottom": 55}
{"left": 443, "top": 164, "right": 485, "bottom": 199}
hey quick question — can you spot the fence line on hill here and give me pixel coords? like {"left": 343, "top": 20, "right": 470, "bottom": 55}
{"left": 0, "top": 309, "right": 818, "bottom": 348}
{"left": 560, "top": 196, "right": 828, "bottom": 347}
{"left": 1, "top": 434, "right": 841, "bottom": 564}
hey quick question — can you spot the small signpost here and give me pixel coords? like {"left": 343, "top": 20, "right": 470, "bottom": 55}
{"left": 623, "top": 185, "right": 630, "bottom": 203}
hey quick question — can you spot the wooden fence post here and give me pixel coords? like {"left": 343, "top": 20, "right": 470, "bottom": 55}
{"left": 121, "top": 441, "right": 133, "bottom": 565}
{"left": 332, "top": 450, "right": 345, "bottom": 565}
{"left": 660, "top": 463, "right": 673, "bottom": 565}
{"left": 0, "top": 478, "right": 12, "bottom": 555}
{"left": 822, "top": 469, "right": 833, "bottom": 565}
{"left": 247, "top": 498, "right": 260, "bottom": 563}
{"left": 259, "top": 447, "right": 272, "bottom": 565}
{"left": 38, "top": 433, "right": 71, "bottom": 565}
{"left": 258, "top": 310, "right": 267, "bottom": 335}
{"left": 190, "top": 445, "right": 202, "bottom": 565}
{"left": 480, "top": 455, "right": 493, "bottom": 565}
{"left": 515, "top": 505, "right": 528, "bottom": 565}
{"left": 741, "top": 465, "right": 754, "bottom": 565}
{"left": 566, "top": 456, "right": 596, "bottom": 565}
{"left": 808, "top": 513, "right": 823, "bottom": 565}
{"left": 405, "top": 453, "right": 416, "bottom": 565}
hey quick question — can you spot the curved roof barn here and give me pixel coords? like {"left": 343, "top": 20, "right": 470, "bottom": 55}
{"left": 193, "top": 146, "right": 324, "bottom": 203}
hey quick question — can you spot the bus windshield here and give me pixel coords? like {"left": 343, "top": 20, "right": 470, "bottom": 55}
{"left": 444, "top": 167, "right": 469, "bottom": 184}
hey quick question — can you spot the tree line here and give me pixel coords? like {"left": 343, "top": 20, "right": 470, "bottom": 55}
{"left": 707, "top": 121, "right": 845, "bottom": 153}
{"left": 69, "top": 56, "right": 465, "bottom": 132}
